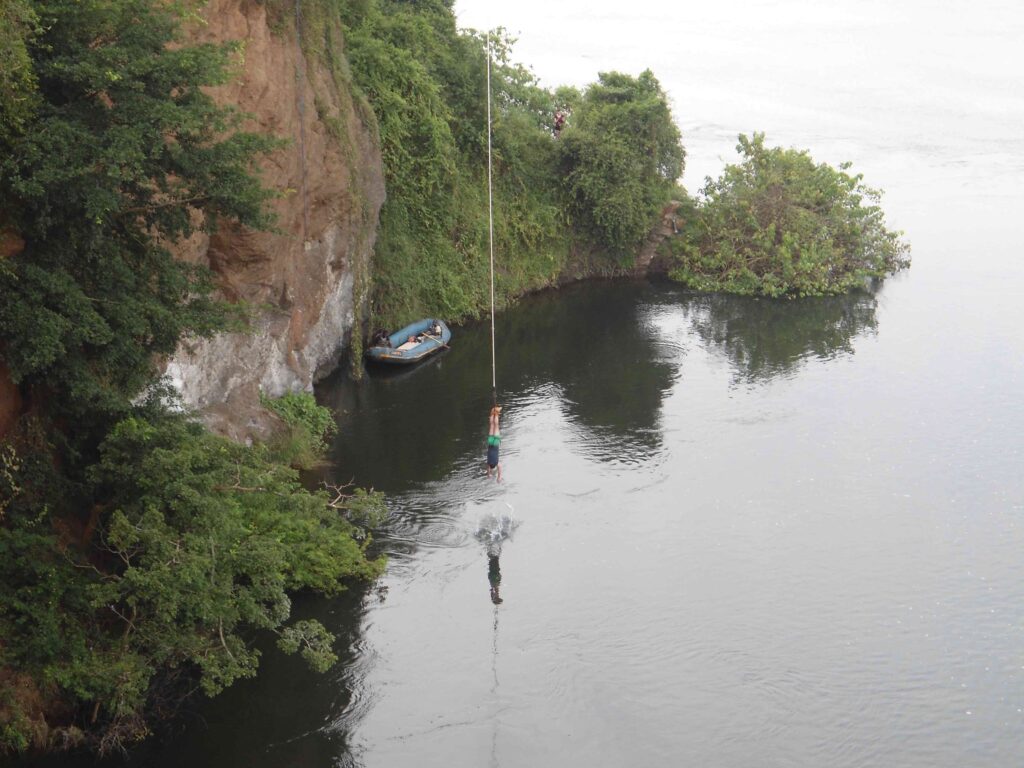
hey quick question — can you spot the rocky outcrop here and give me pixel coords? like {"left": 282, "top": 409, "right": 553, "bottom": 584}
{"left": 0, "top": 227, "right": 24, "bottom": 260}
{"left": 165, "top": 0, "right": 384, "bottom": 438}
{"left": 635, "top": 200, "right": 683, "bottom": 274}
{"left": 0, "top": 228, "right": 25, "bottom": 441}
{"left": 0, "top": 366, "right": 19, "bottom": 441}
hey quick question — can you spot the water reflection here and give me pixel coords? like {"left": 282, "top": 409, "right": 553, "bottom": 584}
{"left": 683, "top": 290, "right": 879, "bottom": 382}
{"left": 487, "top": 554, "right": 502, "bottom": 605}
{"left": 314, "top": 280, "right": 882, "bottom": 505}
{"left": 504, "top": 282, "right": 680, "bottom": 462}
{"left": 475, "top": 505, "right": 516, "bottom": 606}
{"left": 316, "top": 280, "right": 683, "bottom": 493}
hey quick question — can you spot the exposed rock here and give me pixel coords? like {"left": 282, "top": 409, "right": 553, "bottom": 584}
{"left": 0, "top": 228, "right": 25, "bottom": 441}
{"left": 0, "top": 365, "right": 20, "bottom": 441}
{"left": 635, "top": 200, "right": 683, "bottom": 274}
{"left": 0, "top": 227, "right": 24, "bottom": 260}
{"left": 166, "top": 0, "right": 384, "bottom": 435}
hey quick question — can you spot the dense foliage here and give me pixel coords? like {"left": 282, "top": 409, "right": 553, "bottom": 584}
{"left": 0, "top": 0, "right": 280, "bottom": 439}
{"left": 339, "top": 2, "right": 563, "bottom": 325}
{"left": 0, "top": 0, "right": 37, "bottom": 142}
{"left": 1, "top": 405, "right": 383, "bottom": 752}
{"left": 559, "top": 70, "right": 684, "bottom": 260}
{"left": 262, "top": 390, "right": 339, "bottom": 467}
{"left": 0, "top": 0, "right": 383, "bottom": 753}
{"left": 336, "top": 0, "right": 683, "bottom": 325}
{"left": 670, "top": 133, "right": 910, "bottom": 296}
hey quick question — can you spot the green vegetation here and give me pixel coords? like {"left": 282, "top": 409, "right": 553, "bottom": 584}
{"left": 1, "top": 405, "right": 383, "bottom": 752}
{"left": 262, "top": 391, "right": 339, "bottom": 468}
{"left": 0, "top": 0, "right": 38, "bottom": 142}
{"left": 340, "top": 5, "right": 565, "bottom": 325}
{"left": 670, "top": 133, "right": 910, "bottom": 297}
{"left": 0, "top": 0, "right": 383, "bottom": 753}
{"left": 0, "top": 0, "right": 278, "bottom": 438}
{"left": 335, "top": 1, "right": 684, "bottom": 325}
{"left": 559, "top": 70, "right": 683, "bottom": 260}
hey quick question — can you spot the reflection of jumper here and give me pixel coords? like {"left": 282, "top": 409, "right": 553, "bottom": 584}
{"left": 488, "top": 554, "right": 503, "bottom": 604}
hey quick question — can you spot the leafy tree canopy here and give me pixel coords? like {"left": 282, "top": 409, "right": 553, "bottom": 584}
{"left": 0, "top": 1, "right": 384, "bottom": 753}
{"left": 340, "top": 1, "right": 569, "bottom": 325}
{"left": 1, "top": 408, "right": 384, "bottom": 752}
{"left": 338, "top": 0, "right": 682, "bottom": 325}
{"left": 0, "top": 0, "right": 279, "bottom": 450}
{"left": 559, "top": 69, "right": 684, "bottom": 259}
{"left": 671, "top": 133, "right": 910, "bottom": 297}
{"left": 0, "top": 0, "right": 38, "bottom": 141}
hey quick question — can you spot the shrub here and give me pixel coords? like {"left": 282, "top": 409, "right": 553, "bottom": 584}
{"left": 671, "top": 133, "right": 910, "bottom": 296}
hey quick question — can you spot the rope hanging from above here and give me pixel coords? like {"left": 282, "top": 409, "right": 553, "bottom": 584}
{"left": 293, "top": 0, "right": 310, "bottom": 240}
{"left": 486, "top": 35, "right": 497, "bottom": 404}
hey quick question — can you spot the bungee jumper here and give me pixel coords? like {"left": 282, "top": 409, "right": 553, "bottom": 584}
{"left": 486, "top": 405, "right": 502, "bottom": 482}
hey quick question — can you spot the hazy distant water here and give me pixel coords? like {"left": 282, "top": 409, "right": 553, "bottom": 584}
{"left": 457, "top": 0, "right": 1024, "bottom": 205}
{"left": 17, "top": 3, "right": 1024, "bottom": 767}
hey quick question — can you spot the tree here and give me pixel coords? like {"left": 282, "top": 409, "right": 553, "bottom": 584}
{"left": 341, "top": 5, "right": 568, "bottom": 325}
{"left": 559, "top": 70, "right": 684, "bottom": 259}
{"left": 0, "top": 0, "right": 279, "bottom": 451}
{"left": 0, "top": 1, "right": 386, "bottom": 753}
{"left": 671, "top": 133, "right": 910, "bottom": 296}
{"left": 0, "top": 0, "right": 38, "bottom": 142}
{"left": 1, "top": 408, "right": 384, "bottom": 753}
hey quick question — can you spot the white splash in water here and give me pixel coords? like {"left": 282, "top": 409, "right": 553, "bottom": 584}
{"left": 475, "top": 503, "right": 518, "bottom": 555}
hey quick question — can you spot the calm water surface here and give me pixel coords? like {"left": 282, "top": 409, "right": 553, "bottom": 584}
{"left": 65, "top": 255, "right": 1023, "bottom": 767}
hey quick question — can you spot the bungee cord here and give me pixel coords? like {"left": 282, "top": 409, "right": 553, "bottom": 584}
{"left": 486, "top": 35, "right": 497, "bottom": 405}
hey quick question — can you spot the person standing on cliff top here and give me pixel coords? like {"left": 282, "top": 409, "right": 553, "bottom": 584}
{"left": 486, "top": 405, "right": 502, "bottom": 482}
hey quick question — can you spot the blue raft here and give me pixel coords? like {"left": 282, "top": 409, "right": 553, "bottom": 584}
{"left": 365, "top": 318, "right": 452, "bottom": 365}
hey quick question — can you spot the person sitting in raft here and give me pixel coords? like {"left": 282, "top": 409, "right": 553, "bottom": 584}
{"left": 486, "top": 405, "right": 502, "bottom": 482}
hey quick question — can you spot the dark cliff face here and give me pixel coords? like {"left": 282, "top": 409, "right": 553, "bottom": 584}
{"left": 165, "top": 0, "right": 385, "bottom": 439}
{"left": 0, "top": 366, "right": 20, "bottom": 441}
{"left": 1, "top": 228, "right": 24, "bottom": 440}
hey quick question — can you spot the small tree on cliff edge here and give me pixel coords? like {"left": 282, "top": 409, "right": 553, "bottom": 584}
{"left": 559, "top": 69, "right": 684, "bottom": 261}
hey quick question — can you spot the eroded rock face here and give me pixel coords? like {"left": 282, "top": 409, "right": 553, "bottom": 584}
{"left": 166, "top": 0, "right": 384, "bottom": 438}
{"left": 635, "top": 201, "right": 683, "bottom": 274}
{"left": 0, "top": 228, "right": 25, "bottom": 440}
{"left": 0, "top": 365, "right": 21, "bottom": 441}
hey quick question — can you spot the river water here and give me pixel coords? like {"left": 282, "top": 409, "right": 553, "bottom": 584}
{"left": 19, "top": 1, "right": 1024, "bottom": 766}
{"left": 86, "top": 252, "right": 1023, "bottom": 767}
{"left": 304, "top": 265, "right": 1024, "bottom": 768}
{"left": 63, "top": 221, "right": 1022, "bottom": 766}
